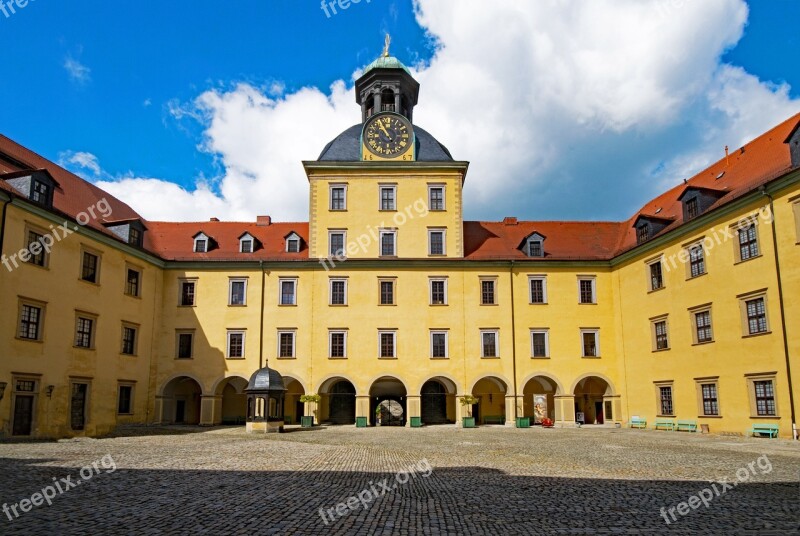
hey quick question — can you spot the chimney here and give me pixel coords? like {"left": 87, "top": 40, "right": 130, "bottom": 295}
{"left": 725, "top": 145, "right": 729, "bottom": 166}
{"left": 503, "top": 217, "right": 518, "bottom": 226}
{"left": 209, "top": 217, "right": 220, "bottom": 222}
{"left": 257, "top": 215, "right": 272, "bottom": 226}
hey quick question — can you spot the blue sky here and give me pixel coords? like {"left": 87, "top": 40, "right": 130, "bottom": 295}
{"left": 1, "top": 1, "right": 799, "bottom": 222}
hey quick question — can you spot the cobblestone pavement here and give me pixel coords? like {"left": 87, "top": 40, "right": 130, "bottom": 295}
{"left": 1, "top": 425, "right": 799, "bottom": 535}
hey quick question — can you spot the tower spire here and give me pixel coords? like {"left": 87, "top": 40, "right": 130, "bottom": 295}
{"left": 382, "top": 33, "right": 391, "bottom": 57}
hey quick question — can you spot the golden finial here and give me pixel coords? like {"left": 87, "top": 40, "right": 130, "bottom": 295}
{"left": 382, "top": 33, "right": 391, "bottom": 57}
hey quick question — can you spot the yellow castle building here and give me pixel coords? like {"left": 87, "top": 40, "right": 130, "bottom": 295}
{"left": 1, "top": 52, "right": 799, "bottom": 439}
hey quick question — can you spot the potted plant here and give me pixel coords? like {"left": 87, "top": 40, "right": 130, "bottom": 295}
{"left": 541, "top": 417, "right": 554, "bottom": 428}
{"left": 299, "top": 394, "right": 321, "bottom": 427}
{"left": 459, "top": 395, "right": 479, "bottom": 428}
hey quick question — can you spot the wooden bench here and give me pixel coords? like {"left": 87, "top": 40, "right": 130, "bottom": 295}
{"left": 654, "top": 419, "right": 675, "bottom": 431}
{"left": 748, "top": 424, "right": 779, "bottom": 438}
{"left": 676, "top": 420, "right": 697, "bottom": 432}
{"left": 482, "top": 415, "right": 504, "bottom": 425}
{"left": 629, "top": 417, "right": 647, "bottom": 429}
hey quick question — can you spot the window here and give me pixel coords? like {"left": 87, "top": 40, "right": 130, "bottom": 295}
{"left": 659, "top": 386, "right": 674, "bottom": 416}
{"left": 578, "top": 278, "right": 596, "bottom": 304}
{"left": 75, "top": 316, "right": 94, "bottom": 349}
{"left": 194, "top": 234, "right": 208, "bottom": 253}
{"left": 428, "top": 185, "right": 444, "bottom": 211}
{"left": 686, "top": 197, "right": 699, "bottom": 219}
{"left": 745, "top": 297, "right": 768, "bottom": 335}
{"left": 480, "top": 279, "right": 496, "bottom": 305}
{"left": 81, "top": 251, "right": 99, "bottom": 283}
{"left": 128, "top": 227, "right": 142, "bottom": 247}
{"left": 330, "top": 278, "right": 347, "bottom": 305}
{"left": 278, "top": 331, "right": 295, "bottom": 358}
{"left": 26, "top": 230, "right": 46, "bottom": 267}
{"left": 530, "top": 330, "right": 549, "bottom": 358}
{"left": 329, "top": 231, "right": 346, "bottom": 257}
{"left": 329, "top": 331, "right": 347, "bottom": 358}
{"left": 177, "top": 332, "right": 194, "bottom": 359}
{"left": 227, "top": 331, "right": 245, "bottom": 359}
{"left": 430, "top": 278, "right": 447, "bottom": 305}
{"left": 694, "top": 309, "right": 713, "bottom": 343}
{"left": 653, "top": 319, "right": 669, "bottom": 350}
{"left": 754, "top": 380, "right": 776, "bottom": 416}
{"left": 738, "top": 224, "right": 759, "bottom": 261}
{"left": 379, "top": 331, "right": 396, "bottom": 358}
{"left": 380, "top": 185, "right": 396, "bottom": 210}
{"left": 240, "top": 234, "right": 255, "bottom": 253}
{"left": 689, "top": 245, "right": 705, "bottom": 277}
{"left": 649, "top": 260, "right": 663, "bottom": 291}
{"left": 581, "top": 330, "right": 599, "bottom": 357}
{"left": 428, "top": 229, "right": 445, "bottom": 256}
{"left": 125, "top": 268, "right": 141, "bottom": 297}
{"left": 229, "top": 279, "right": 247, "bottom": 306}
{"left": 637, "top": 223, "right": 650, "bottom": 244}
{"left": 121, "top": 324, "right": 137, "bottom": 355}
{"left": 528, "top": 241, "right": 543, "bottom": 257}
{"left": 430, "top": 331, "right": 448, "bottom": 358}
{"left": 701, "top": 383, "right": 719, "bottom": 416}
{"left": 180, "top": 280, "right": 196, "bottom": 306}
{"left": 286, "top": 234, "right": 301, "bottom": 253}
{"left": 380, "top": 230, "right": 396, "bottom": 256}
{"left": 379, "top": 279, "right": 395, "bottom": 305}
{"left": 31, "top": 180, "right": 50, "bottom": 205}
{"left": 279, "top": 279, "right": 297, "bottom": 305}
{"left": 330, "top": 185, "right": 346, "bottom": 210}
{"left": 480, "top": 330, "right": 499, "bottom": 358}
{"left": 18, "top": 302, "right": 43, "bottom": 340}
{"left": 529, "top": 276, "right": 547, "bottom": 304}
{"left": 117, "top": 385, "right": 133, "bottom": 415}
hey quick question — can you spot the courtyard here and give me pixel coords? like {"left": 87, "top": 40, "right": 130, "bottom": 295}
{"left": 1, "top": 425, "right": 798, "bottom": 535}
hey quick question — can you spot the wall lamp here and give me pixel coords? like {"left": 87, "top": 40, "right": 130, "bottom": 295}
{"left": 46, "top": 385, "right": 55, "bottom": 398}
{"left": 0, "top": 381, "right": 7, "bottom": 401}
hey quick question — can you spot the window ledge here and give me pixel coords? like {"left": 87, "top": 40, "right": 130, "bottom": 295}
{"left": 656, "top": 414, "right": 676, "bottom": 418}
{"left": 228, "top": 304, "right": 247, "bottom": 307}
{"left": 378, "top": 304, "right": 396, "bottom": 307}
{"left": 698, "top": 415, "right": 722, "bottom": 419}
{"left": 734, "top": 254, "right": 763, "bottom": 266}
{"left": 531, "top": 356, "right": 551, "bottom": 360}
{"left": 578, "top": 302, "right": 598, "bottom": 305}
{"left": 378, "top": 357, "right": 398, "bottom": 360}
{"left": 378, "top": 209, "right": 397, "bottom": 213}
{"left": 226, "top": 357, "right": 246, "bottom": 360}
{"left": 429, "top": 303, "right": 448, "bottom": 307}
{"left": 742, "top": 331, "right": 772, "bottom": 339}
{"left": 328, "top": 304, "right": 348, "bottom": 307}
{"left": 15, "top": 337, "right": 44, "bottom": 344}
{"left": 276, "top": 357, "right": 296, "bottom": 360}
{"left": 480, "top": 303, "right": 499, "bottom": 307}
{"left": 120, "top": 353, "right": 137, "bottom": 357}
{"left": 481, "top": 356, "right": 500, "bottom": 359}
{"left": 648, "top": 286, "right": 666, "bottom": 294}
{"left": 652, "top": 348, "right": 671, "bottom": 353}
{"left": 73, "top": 346, "right": 96, "bottom": 351}
{"left": 529, "top": 302, "right": 549, "bottom": 305}
{"left": 749, "top": 415, "right": 779, "bottom": 419}
{"left": 175, "top": 357, "right": 194, "bottom": 360}
{"left": 686, "top": 272, "right": 708, "bottom": 281}
{"left": 78, "top": 279, "right": 100, "bottom": 286}
{"left": 582, "top": 356, "right": 601, "bottom": 359}
{"left": 124, "top": 294, "right": 142, "bottom": 300}
{"left": 278, "top": 304, "right": 297, "bottom": 307}
{"left": 328, "top": 357, "right": 347, "bottom": 360}
{"left": 178, "top": 304, "right": 197, "bottom": 308}
{"left": 692, "top": 341, "right": 715, "bottom": 346}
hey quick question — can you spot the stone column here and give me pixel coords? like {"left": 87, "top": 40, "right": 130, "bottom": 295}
{"left": 406, "top": 395, "right": 420, "bottom": 427}
{"left": 455, "top": 396, "right": 464, "bottom": 426}
{"left": 505, "top": 395, "right": 518, "bottom": 426}
{"left": 554, "top": 394, "right": 576, "bottom": 426}
{"left": 154, "top": 395, "right": 170, "bottom": 424}
{"left": 356, "top": 395, "right": 371, "bottom": 424}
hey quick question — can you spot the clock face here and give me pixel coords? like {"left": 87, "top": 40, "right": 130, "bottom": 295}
{"left": 363, "top": 113, "right": 413, "bottom": 158}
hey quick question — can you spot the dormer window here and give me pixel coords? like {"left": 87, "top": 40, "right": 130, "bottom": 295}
{"left": 239, "top": 233, "right": 255, "bottom": 253}
{"left": 520, "top": 233, "right": 545, "bottom": 258}
{"left": 31, "top": 180, "right": 51, "bottom": 205}
{"left": 285, "top": 232, "right": 302, "bottom": 253}
{"left": 637, "top": 223, "right": 650, "bottom": 244}
{"left": 193, "top": 232, "right": 209, "bottom": 253}
{"left": 686, "top": 197, "right": 699, "bottom": 219}
{"left": 2, "top": 169, "right": 58, "bottom": 209}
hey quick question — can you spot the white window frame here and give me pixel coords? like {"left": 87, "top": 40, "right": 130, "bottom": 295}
{"left": 480, "top": 277, "right": 497, "bottom": 305}
{"left": 530, "top": 329, "right": 550, "bottom": 358}
{"left": 226, "top": 330, "right": 246, "bottom": 359}
{"left": 430, "top": 330, "right": 449, "bottom": 359}
{"left": 524, "top": 233, "right": 545, "bottom": 257}
{"left": 429, "top": 277, "right": 448, "bottom": 305}
{"left": 193, "top": 233, "right": 209, "bottom": 253}
{"left": 428, "top": 228, "right": 446, "bottom": 256}
{"left": 378, "top": 330, "right": 397, "bottom": 359}
{"left": 379, "top": 229, "right": 397, "bottom": 257}
{"left": 577, "top": 276, "right": 597, "bottom": 304}
{"left": 285, "top": 233, "right": 302, "bottom": 253}
{"left": 379, "top": 184, "right": 397, "bottom": 211}
{"left": 277, "top": 330, "right": 296, "bottom": 358}
{"left": 329, "top": 230, "right": 347, "bottom": 258}
{"left": 480, "top": 329, "right": 499, "bottom": 358}
{"left": 228, "top": 278, "right": 248, "bottom": 306}
{"left": 328, "top": 330, "right": 348, "bottom": 359}
{"left": 528, "top": 275, "right": 548, "bottom": 304}
{"left": 329, "top": 184, "right": 347, "bottom": 211}
{"left": 428, "top": 184, "right": 445, "bottom": 211}
{"left": 580, "top": 329, "right": 600, "bottom": 357}
{"left": 279, "top": 278, "right": 298, "bottom": 306}
{"left": 239, "top": 233, "right": 255, "bottom": 253}
{"left": 329, "top": 278, "right": 348, "bottom": 306}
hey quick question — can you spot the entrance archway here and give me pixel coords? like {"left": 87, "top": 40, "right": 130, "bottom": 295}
{"left": 160, "top": 376, "right": 202, "bottom": 424}
{"left": 216, "top": 376, "right": 247, "bottom": 425}
{"left": 421, "top": 377, "right": 456, "bottom": 424}
{"left": 573, "top": 376, "right": 613, "bottom": 424}
{"left": 522, "top": 375, "right": 561, "bottom": 424}
{"left": 283, "top": 376, "right": 306, "bottom": 425}
{"left": 471, "top": 376, "right": 507, "bottom": 424}
{"left": 320, "top": 378, "right": 356, "bottom": 424}
{"left": 370, "top": 377, "right": 407, "bottom": 426}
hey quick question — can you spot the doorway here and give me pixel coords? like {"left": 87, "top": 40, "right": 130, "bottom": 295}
{"left": 13, "top": 395, "right": 34, "bottom": 436}
{"left": 71, "top": 383, "right": 88, "bottom": 431}
{"left": 175, "top": 400, "right": 186, "bottom": 423}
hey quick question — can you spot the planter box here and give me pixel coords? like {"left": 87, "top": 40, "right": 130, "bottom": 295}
{"left": 516, "top": 417, "right": 530, "bottom": 428}
{"left": 410, "top": 416, "right": 422, "bottom": 428}
{"left": 356, "top": 416, "right": 368, "bottom": 428}
{"left": 300, "top": 416, "right": 314, "bottom": 428}
{"left": 462, "top": 417, "right": 476, "bottom": 428}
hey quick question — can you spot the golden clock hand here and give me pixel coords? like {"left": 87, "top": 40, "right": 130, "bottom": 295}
{"left": 376, "top": 121, "right": 391, "bottom": 138}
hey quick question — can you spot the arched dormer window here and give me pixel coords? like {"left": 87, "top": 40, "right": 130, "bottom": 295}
{"left": 285, "top": 232, "right": 302, "bottom": 253}
{"left": 193, "top": 232, "right": 210, "bottom": 253}
{"left": 239, "top": 233, "right": 256, "bottom": 253}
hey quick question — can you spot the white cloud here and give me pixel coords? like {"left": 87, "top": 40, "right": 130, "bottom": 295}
{"left": 59, "top": 151, "right": 102, "bottom": 177}
{"left": 64, "top": 56, "right": 91, "bottom": 85}
{"left": 84, "top": 0, "right": 800, "bottom": 223}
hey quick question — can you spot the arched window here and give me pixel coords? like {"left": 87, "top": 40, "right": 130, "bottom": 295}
{"left": 381, "top": 89, "right": 395, "bottom": 112}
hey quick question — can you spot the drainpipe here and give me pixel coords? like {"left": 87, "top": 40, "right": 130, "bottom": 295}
{"left": 0, "top": 197, "right": 9, "bottom": 261}
{"left": 509, "top": 260, "right": 518, "bottom": 421}
{"left": 760, "top": 187, "right": 797, "bottom": 439}
{"left": 259, "top": 261, "right": 266, "bottom": 369}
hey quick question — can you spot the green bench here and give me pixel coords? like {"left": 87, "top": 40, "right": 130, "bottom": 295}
{"left": 482, "top": 415, "right": 504, "bottom": 425}
{"left": 629, "top": 416, "right": 647, "bottom": 429}
{"left": 654, "top": 419, "right": 675, "bottom": 431}
{"left": 676, "top": 420, "right": 697, "bottom": 432}
{"left": 748, "top": 424, "right": 779, "bottom": 438}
